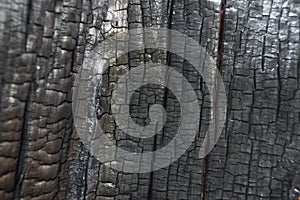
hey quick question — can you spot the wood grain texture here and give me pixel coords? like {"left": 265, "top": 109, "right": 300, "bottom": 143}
{"left": 0, "top": 0, "right": 299, "bottom": 199}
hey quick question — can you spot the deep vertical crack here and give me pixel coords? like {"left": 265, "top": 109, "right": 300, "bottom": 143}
{"left": 12, "top": 0, "right": 33, "bottom": 198}
{"left": 201, "top": 1, "right": 227, "bottom": 199}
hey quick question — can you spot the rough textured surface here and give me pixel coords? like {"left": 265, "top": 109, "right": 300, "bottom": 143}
{"left": 0, "top": 0, "right": 299, "bottom": 200}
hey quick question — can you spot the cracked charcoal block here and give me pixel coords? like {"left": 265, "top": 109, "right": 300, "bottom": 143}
{"left": 0, "top": 0, "right": 299, "bottom": 199}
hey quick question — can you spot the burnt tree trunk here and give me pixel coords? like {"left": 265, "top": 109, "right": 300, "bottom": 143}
{"left": 0, "top": 0, "right": 299, "bottom": 199}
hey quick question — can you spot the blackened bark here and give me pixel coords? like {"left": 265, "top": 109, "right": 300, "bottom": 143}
{"left": 0, "top": 0, "right": 299, "bottom": 200}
